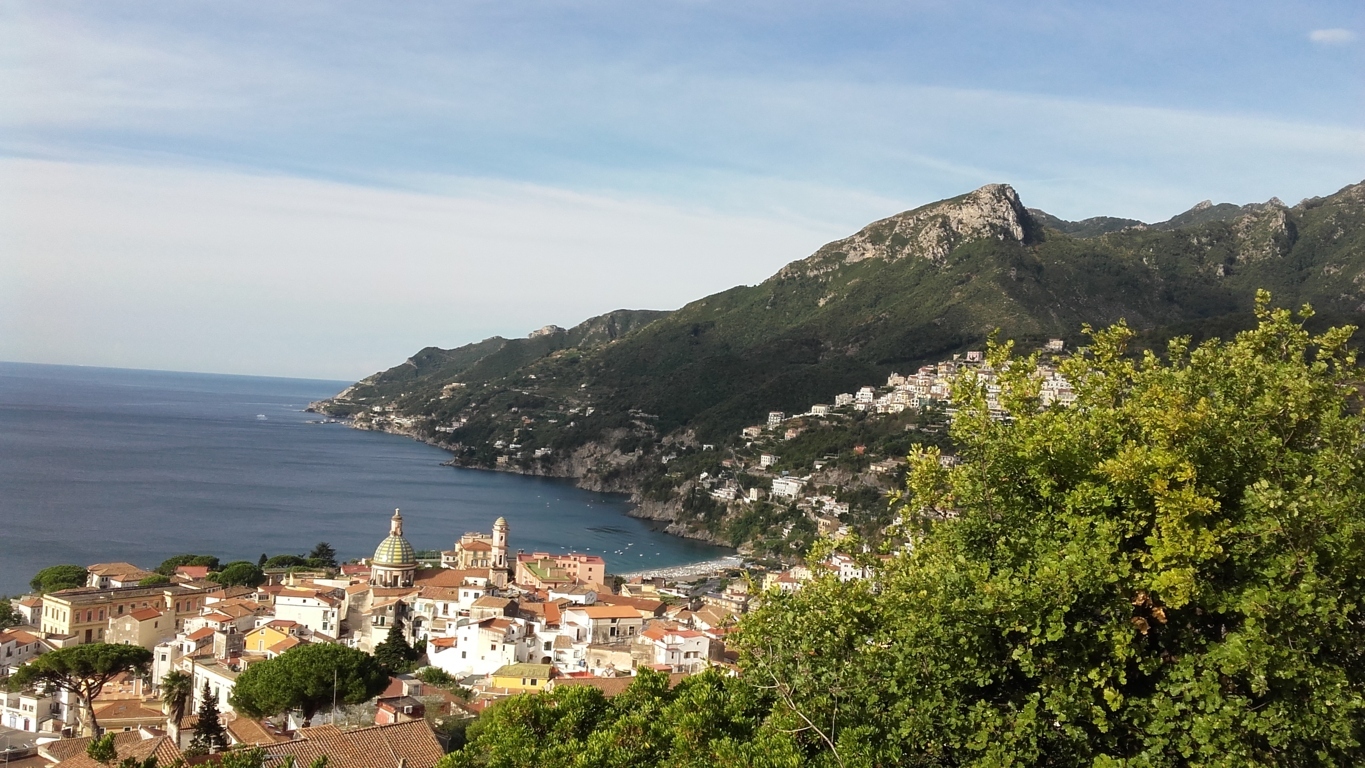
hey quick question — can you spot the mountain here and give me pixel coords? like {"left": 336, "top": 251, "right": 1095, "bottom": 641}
{"left": 315, "top": 178, "right": 1365, "bottom": 547}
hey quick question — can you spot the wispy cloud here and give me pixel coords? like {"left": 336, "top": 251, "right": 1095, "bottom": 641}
{"left": 1309, "top": 28, "right": 1357, "bottom": 45}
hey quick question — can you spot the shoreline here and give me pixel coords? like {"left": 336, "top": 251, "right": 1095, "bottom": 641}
{"left": 613, "top": 554, "right": 747, "bottom": 580}
{"left": 322, "top": 411, "right": 742, "bottom": 560}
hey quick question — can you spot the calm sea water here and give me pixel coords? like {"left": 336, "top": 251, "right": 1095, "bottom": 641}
{"left": 0, "top": 362, "right": 727, "bottom": 596}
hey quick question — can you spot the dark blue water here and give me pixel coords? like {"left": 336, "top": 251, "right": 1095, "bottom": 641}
{"left": 0, "top": 362, "right": 727, "bottom": 596}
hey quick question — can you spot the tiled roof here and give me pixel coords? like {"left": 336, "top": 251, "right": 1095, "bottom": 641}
{"left": 471, "top": 596, "right": 511, "bottom": 608}
{"left": 185, "top": 627, "right": 216, "bottom": 642}
{"left": 268, "top": 636, "right": 302, "bottom": 655}
{"left": 92, "top": 699, "right": 164, "bottom": 723}
{"left": 264, "top": 720, "right": 444, "bottom": 768}
{"left": 224, "top": 714, "right": 287, "bottom": 745}
{"left": 551, "top": 672, "right": 687, "bottom": 698}
{"left": 429, "top": 636, "right": 457, "bottom": 648}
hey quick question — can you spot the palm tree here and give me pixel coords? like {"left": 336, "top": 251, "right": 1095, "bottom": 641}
{"left": 160, "top": 670, "right": 193, "bottom": 747}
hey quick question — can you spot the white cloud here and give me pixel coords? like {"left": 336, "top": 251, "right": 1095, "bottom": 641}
{"left": 0, "top": 158, "right": 845, "bottom": 379}
{"left": 1309, "top": 28, "right": 1357, "bottom": 45}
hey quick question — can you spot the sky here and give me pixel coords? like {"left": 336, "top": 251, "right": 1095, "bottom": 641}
{"left": 2, "top": 1, "right": 1363, "bottom": 379}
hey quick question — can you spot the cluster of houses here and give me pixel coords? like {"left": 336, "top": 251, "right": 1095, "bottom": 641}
{"left": 728, "top": 342, "right": 1075, "bottom": 511}
{"left": 1, "top": 510, "right": 752, "bottom": 766}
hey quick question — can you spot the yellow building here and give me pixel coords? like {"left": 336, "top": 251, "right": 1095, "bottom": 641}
{"left": 40, "top": 584, "right": 208, "bottom": 644}
{"left": 242, "top": 621, "right": 298, "bottom": 654}
{"left": 489, "top": 663, "right": 557, "bottom": 693}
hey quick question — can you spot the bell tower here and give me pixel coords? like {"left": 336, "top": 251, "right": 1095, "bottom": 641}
{"left": 492, "top": 516, "right": 509, "bottom": 570}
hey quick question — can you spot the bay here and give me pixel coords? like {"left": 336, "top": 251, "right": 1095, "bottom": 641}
{"left": 0, "top": 362, "right": 728, "bottom": 597}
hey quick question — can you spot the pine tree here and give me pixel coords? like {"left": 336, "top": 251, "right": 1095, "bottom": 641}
{"left": 189, "top": 681, "right": 229, "bottom": 755}
{"left": 373, "top": 619, "right": 418, "bottom": 674}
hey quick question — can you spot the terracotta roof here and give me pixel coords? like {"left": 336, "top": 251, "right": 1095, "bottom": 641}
{"left": 92, "top": 699, "right": 164, "bottom": 723}
{"left": 595, "top": 594, "right": 665, "bottom": 613}
{"left": 87, "top": 562, "right": 146, "bottom": 576}
{"left": 17, "top": 596, "right": 43, "bottom": 607}
{"left": 175, "top": 565, "right": 211, "bottom": 578}
{"left": 266, "top": 619, "right": 299, "bottom": 629}
{"left": 268, "top": 636, "right": 302, "bottom": 654}
{"left": 0, "top": 628, "right": 41, "bottom": 644}
{"left": 471, "top": 595, "right": 511, "bottom": 608}
{"left": 200, "top": 612, "right": 234, "bottom": 622}
{"left": 126, "top": 607, "right": 163, "bottom": 621}
{"left": 44, "top": 732, "right": 180, "bottom": 767}
{"left": 185, "top": 627, "right": 216, "bottom": 642}
{"left": 265, "top": 720, "right": 444, "bottom": 768}
{"left": 414, "top": 568, "right": 489, "bottom": 588}
{"left": 224, "top": 714, "right": 287, "bottom": 745}
{"left": 429, "top": 636, "right": 457, "bottom": 648}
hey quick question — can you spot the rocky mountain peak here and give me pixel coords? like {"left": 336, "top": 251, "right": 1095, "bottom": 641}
{"left": 779, "top": 183, "right": 1031, "bottom": 279}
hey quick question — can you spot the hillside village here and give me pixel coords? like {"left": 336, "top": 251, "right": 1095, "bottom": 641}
{"left": 0, "top": 508, "right": 878, "bottom": 766}
{"left": 345, "top": 339, "right": 1075, "bottom": 559}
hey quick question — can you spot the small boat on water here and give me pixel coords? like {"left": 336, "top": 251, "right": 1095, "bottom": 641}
{"left": 256, "top": 414, "right": 268, "bottom": 420}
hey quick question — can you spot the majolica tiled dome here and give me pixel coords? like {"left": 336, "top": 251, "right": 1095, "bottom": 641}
{"left": 373, "top": 535, "right": 416, "bottom": 566}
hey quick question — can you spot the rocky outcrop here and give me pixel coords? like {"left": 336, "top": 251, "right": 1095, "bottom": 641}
{"left": 778, "top": 183, "right": 1032, "bottom": 278}
{"left": 1233, "top": 199, "right": 1295, "bottom": 262}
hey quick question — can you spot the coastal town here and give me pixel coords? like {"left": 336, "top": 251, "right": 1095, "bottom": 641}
{"left": 345, "top": 339, "right": 1075, "bottom": 560}
{"left": 0, "top": 507, "right": 866, "bottom": 767}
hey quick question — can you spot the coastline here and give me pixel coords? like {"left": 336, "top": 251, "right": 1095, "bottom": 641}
{"left": 614, "top": 554, "right": 746, "bottom": 580}
{"left": 315, "top": 411, "right": 741, "bottom": 567}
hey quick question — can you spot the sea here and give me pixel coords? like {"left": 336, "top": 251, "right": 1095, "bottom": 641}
{"left": 0, "top": 362, "right": 729, "bottom": 597}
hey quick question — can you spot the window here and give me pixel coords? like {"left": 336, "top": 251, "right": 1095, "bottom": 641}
{"left": 529, "top": 679, "right": 537, "bottom": 686}
{"left": 490, "top": 643, "right": 496, "bottom": 651}
{"left": 98, "top": 610, "right": 104, "bottom": 621}
{"left": 544, "top": 641, "right": 552, "bottom": 651}
{"left": 461, "top": 651, "right": 467, "bottom": 659}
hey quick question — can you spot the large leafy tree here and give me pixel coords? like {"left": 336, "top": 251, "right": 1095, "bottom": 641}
{"left": 154, "top": 554, "right": 220, "bottom": 576}
{"left": 739, "top": 295, "right": 1365, "bottom": 766}
{"left": 30, "top": 564, "right": 88, "bottom": 593}
{"left": 229, "top": 642, "right": 388, "bottom": 726}
{"left": 210, "top": 561, "right": 265, "bottom": 588}
{"left": 10, "top": 643, "right": 152, "bottom": 735}
{"left": 439, "top": 669, "right": 802, "bottom": 768}
{"left": 0, "top": 597, "right": 18, "bottom": 629}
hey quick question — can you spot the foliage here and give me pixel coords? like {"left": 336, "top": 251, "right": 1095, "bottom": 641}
{"left": 439, "top": 668, "right": 803, "bottom": 768}
{"left": 264, "top": 555, "right": 309, "bottom": 569}
{"left": 738, "top": 297, "right": 1365, "bottom": 766}
{"left": 154, "top": 554, "right": 220, "bottom": 576}
{"left": 30, "top": 564, "right": 88, "bottom": 593}
{"left": 10, "top": 643, "right": 152, "bottom": 736}
{"left": 138, "top": 574, "right": 171, "bottom": 587}
{"left": 0, "top": 596, "right": 18, "bottom": 629}
{"left": 374, "top": 621, "right": 420, "bottom": 674}
{"left": 160, "top": 669, "right": 192, "bottom": 743}
{"left": 229, "top": 642, "right": 388, "bottom": 725}
{"left": 308, "top": 542, "right": 338, "bottom": 567}
{"left": 210, "top": 561, "right": 265, "bottom": 587}
{"left": 189, "top": 681, "right": 229, "bottom": 754}
{"left": 87, "top": 732, "right": 118, "bottom": 763}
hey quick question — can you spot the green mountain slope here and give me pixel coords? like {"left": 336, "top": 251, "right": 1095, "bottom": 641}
{"left": 316, "top": 178, "right": 1365, "bottom": 544}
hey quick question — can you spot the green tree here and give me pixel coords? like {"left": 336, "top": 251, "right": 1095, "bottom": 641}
{"left": 229, "top": 642, "right": 388, "bottom": 726}
{"left": 264, "top": 555, "right": 309, "bottom": 569}
{"left": 160, "top": 669, "right": 193, "bottom": 746}
{"left": 86, "top": 732, "right": 117, "bottom": 763}
{"left": 373, "top": 621, "right": 419, "bottom": 674}
{"left": 308, "top": 542, "right": 338, "bottom": 568}
{"left": 11, "top": 643, "right": 152, "bottom": 735}
{"left": 138, "top": 574, "right": 171, "bottom": 587}
{"left": 154, "top": 554, "right": 220, "bottom": 576}
{"left": 188, "top": 681, "right": 228, "bottom": 755}
{"left": 210, "top": 561, "right": 265, "bottom": 588}
{"left": 439, "top": 669, "right": 800, "bottom": 768}
{"left": 739, "top": 295, "right": 1365, "bottom": 766}
{"left": 0, "top": 596, "right": 18, "bottom": 630}
{"left": 29, "top": 564, "right": 88, "bottom": 593}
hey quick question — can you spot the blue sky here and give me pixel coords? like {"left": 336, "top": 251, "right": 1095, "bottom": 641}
{"left": 2, "top": 1, "right": 1363, "bottom": 378}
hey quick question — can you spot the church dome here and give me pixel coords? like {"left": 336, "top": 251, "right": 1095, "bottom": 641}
{"left": 373, "top": 535, "right": 416, "bottom": 566}
{"left": 372, "top": 508, "right": 416, "bottom": 567}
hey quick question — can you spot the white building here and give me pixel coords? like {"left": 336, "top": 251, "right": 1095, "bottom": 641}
{"left": 427, "top": 617, "right": 527, "bottom": 679}
{"left": 855, "top": 387, "right": 876, "bottom": 404}
{"left": 273, "top": 588, "right": 341, "bottom": 636}
{"left": 0, "top": 628, "right": 46, "bottom": 673}
{"left": 834, "top": 393, "right": 854, "bottom": 407}
{"left": 636, "top": 625, "right": 709, "bottom": 673}
{"left": 759, "top": 453, "right": 777, "bottom": 468}
{"left": 766, "top": 411, "right": 785, "bottom": 428}
{"left": 771, "top": 476, "right": 805, "bottom": 501}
